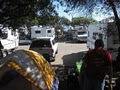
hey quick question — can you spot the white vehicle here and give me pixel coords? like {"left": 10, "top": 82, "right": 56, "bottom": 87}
{"left": 0, "top": 26, "right": 19, "bottom": 57}
{"left": 87, "top": 22, "right": 120, "bottom": 60}
{"left": 31, "top": 26, "right": 55, "bottom": 39}
{"left": 29, "top": 37, "right": 58, "bottom": 62}
{"left": 76, "top": 30, "right": 87, "bottom": 42}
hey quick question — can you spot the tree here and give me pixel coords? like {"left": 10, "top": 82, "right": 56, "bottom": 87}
{"left": 59, "top": 17, "right": 71, "bottom": 25}
{"left": 0, "top": 0, "right": 57, "bottom": 29}
{"left": 71, "top": 17, "right": 96, "bottom": 26}
{"left": 56, "top": 0, "right": 120, "bottom": 41}
{"left": 54, "top": 17, "right": 70, "bottom": 35}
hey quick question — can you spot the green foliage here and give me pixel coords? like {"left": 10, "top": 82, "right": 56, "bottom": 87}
{"left": 0, "top": 0, "right": 57, "bottom": 29}
{"left": 71, "top": 17, "right": 96, "bottom": 25}
{"left": 59, "top": 17, "right": 71, "bottom": 25}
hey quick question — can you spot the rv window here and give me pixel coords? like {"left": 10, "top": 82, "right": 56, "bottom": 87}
{"left": 47, "top": 30, "right": 51, "bottom": 33}
{"left": 0, "top": 30, "right": 8, "bottom": 39}
{"left": 77, "top": 32, "right": 86, "bottom": 35}
{"left": 35, "top": 31, "right": 41, "bottom": 34}
{"left": 1, "top": 34, "right": 7, "bottom": 39}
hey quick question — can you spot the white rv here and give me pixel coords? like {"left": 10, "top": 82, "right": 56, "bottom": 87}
{"left": 30, "top": 26, "right": 55, "bottom": 39}
{"left": 0, "top": 26, "right": 19, "bottom": 57}
{"left": 76, "top": 30, "right": 87, "bottom": 42}
{"left": 69, "top": 26, "right": 87, "bottom": 42}
{"left": 87, "top": 22, "right": 120, "bottom": 60}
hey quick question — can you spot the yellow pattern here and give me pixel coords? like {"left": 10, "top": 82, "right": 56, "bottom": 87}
{"left": 24, "top": 50, "right": 55, "bottom": 90}
{"left": 7, "top": 60, "right": 42, "bottom": 90}
{"left": 2, "top": 49, "right": 56, "bottom": 90}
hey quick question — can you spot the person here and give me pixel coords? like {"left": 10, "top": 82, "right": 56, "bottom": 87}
{"left": 81, "top": 39, "right": 113, "bottom": 90}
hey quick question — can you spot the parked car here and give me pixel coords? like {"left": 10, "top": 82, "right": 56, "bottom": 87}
{"left": 29, "top": 37, "right": 58, "bottom": 62}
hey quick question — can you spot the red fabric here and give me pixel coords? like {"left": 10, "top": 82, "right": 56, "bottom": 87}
{"left": 84, "top": 49, "right": 112, "bottom": 63}
{"left": 83, "top": 48, "right": 112, "bottom": 78}
{"left": 105, "top": 50, "right": 112, "bottom": 62}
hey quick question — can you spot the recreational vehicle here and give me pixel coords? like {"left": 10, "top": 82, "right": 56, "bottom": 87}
{"left": 31, "top": 26, "right": 55, "bottom": 39}
{"left": 76, "top": 30, "right": 87, "bottom": 42}
{"left": 0, "top": 26, "right": 19, "bottom": 57}
{"left": 87, "top": 22, "right": 120, "bottom": 60}
{"left": 68, "top": 25, "right": 87, "bottom": 42}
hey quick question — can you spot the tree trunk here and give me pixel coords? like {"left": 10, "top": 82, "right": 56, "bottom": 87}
{"left": 108, "top": 0, "right": 120, "bottom": 42}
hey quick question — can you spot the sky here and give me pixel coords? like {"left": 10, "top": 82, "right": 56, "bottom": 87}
{"left": 53, "top": 1, "right": 80, "bottom": 21}
{"left": 57, "top": 7, "right": 80, "bottom": 21}
{"left": 55, "top": 5, "right": 107, "bottom": 21}
{"left": 54, "top": 1, "right": 116, "bottom": 21}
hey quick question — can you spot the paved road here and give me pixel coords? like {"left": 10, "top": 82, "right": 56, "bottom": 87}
{"left": 18, "top": 42, "right": 88, "bottom": 66}
{"left": 51, "top": 42, "right": 88, "bottom": 66}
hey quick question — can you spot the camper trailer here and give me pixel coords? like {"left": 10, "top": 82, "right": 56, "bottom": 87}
{"left": 68, "top": 25, "right": 87, "bottom": 42}
{"left": 0, "top": 26, "right": 19, "bottom": 57}
{"left": 31, "top": 26, "right": 55, "bottom": 39}
{"left": 76, "top": 30, "right": 87, "bottom": 42}
{"left": 87, "top": 22, "right": 120, "bottom": 60}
